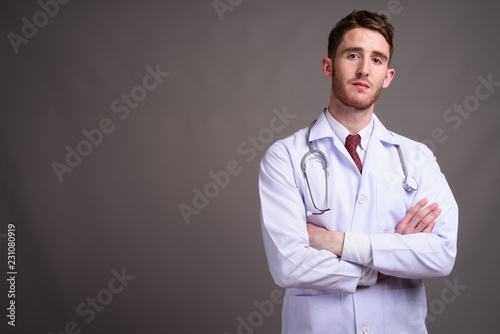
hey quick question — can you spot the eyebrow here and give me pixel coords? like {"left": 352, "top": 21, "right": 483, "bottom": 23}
{"left": 342, "top": 47, "right": 389, "bottom": 61}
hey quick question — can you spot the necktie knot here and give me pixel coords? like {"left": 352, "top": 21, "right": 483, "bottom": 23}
{"left": 345, "top": 134, "right": 362, "bottom": 173}
{"left": 345, "top": 134, "right": 361, "bottom": 151}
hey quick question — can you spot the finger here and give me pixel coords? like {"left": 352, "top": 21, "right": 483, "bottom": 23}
{"left": 413, "top": 206, "right": 440, "bottom": 232}
{"left": 408, "top": 203, "right": 438, "bottom": 232}
{"left": 404, "top": 199, "right": 428, "bottom": 223}
{"left": 396, "top": 199, "right": 428, "bottom": 233}
{"left": 421, "top": 220, "right": 436, "bottom": 233}
{"left": 415, "top": 208, "right": 441, "bottom": 232}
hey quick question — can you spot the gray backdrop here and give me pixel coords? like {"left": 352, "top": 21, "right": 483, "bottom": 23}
{"left": 1, "top": 0, "right": 499, "bottom": 333}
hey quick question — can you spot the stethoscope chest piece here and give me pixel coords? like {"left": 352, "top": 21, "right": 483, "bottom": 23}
{"left": 395, "top": 143, "right": 418, "bottom": 192}
{"left": 403, "top": 175, "right": 418, "bottom": 191}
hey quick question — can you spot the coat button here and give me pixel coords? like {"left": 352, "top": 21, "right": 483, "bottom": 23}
{"left": 358, "top": 195, "right": 367, "bottom": 204}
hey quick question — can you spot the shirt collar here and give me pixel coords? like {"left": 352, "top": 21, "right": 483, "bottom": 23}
{"left": 325, "top": 108, "right": 373, "bottom": 151}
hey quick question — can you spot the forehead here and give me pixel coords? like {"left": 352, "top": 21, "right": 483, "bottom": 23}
{"left": 337, "top": 27, "right": 390, "bottom": 55}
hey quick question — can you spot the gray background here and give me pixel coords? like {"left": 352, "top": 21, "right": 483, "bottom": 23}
{"left": 1, "top": 0, "right": 499, "bottom": 333}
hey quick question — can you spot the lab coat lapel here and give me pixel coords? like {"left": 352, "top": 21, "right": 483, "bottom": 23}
{"left": 309, "top": 110, "right": 360, "bottom": 164}
{"left": 308, "top": 110, "right": 335, "bottom": 142}
{"left": 309, "top": 111, "right": 400, "bottom": 175}
{"left": 362, "top": 133, "right": 384, "bottom": 177}
{"left": 362, "top": 115, "right": 399, "bottom": 177}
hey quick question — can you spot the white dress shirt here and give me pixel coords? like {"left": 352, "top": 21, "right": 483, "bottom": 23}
{"left": 325, "top": 109, "right": 376, "bottom": 285}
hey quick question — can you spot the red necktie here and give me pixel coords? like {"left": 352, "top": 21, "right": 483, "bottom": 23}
{"left": 345, "top": 134, "right": 362, "bottom": 173}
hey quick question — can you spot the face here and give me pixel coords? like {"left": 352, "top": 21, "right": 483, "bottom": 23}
{"left": 323, "top": 28, "right": 395, "bottom": 111}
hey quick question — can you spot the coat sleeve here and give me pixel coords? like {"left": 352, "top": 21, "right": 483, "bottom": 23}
{"left": 369, "top": 144, "right": 458, "bottom": 279}
{"left": 259, "top": 141, "right": 368, "bottom": 294}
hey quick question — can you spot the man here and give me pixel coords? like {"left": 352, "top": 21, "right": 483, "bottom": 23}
{"left": 259, "top": 10, "right": 458, "bottom": 333}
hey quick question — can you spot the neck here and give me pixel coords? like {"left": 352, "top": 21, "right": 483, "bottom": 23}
{"left": 328, "top": 95, "right": 374, "bottom": 134}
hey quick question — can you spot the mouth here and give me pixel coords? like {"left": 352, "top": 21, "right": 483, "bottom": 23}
{"left": 352, "top": 82, "right": 370, "bottom": 89}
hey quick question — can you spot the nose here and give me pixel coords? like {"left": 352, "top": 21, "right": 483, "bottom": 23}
{"left": 356, "top": 59, "right": 370, "bottom": 77}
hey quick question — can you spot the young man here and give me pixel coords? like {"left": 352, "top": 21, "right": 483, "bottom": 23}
{"left": 259, "top": 10, "right": 458, "bottom": 333}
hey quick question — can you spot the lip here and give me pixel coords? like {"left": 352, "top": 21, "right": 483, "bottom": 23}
{"left": 352, "top": 82, "right": 370, "bottom": 89}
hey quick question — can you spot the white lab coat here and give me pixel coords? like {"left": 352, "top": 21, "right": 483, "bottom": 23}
{"left": 259, "top": 110, "right": 458, "bottom": 334}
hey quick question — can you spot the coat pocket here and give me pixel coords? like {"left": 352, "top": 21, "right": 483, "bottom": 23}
{"left": 382, "top": 286, "right": 428, "bottom": 333}
{"left": 283, "top": 291, "right": 341, "bottom": 334}
{"left": 376, "top": 178, "right": 414, "bottom": 232}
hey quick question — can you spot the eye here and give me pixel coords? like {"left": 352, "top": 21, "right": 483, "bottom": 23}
{"left": 372, "top": 58, "right": 382, "bottom": 64}
{"left": 348, "top": 54, "right": 359, "bottom": 59}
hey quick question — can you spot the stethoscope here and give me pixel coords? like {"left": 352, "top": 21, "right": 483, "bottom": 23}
{"left": 300, "top": 119, "right": 418, "bottom": 215}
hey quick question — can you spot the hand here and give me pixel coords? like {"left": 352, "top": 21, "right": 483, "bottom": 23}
{"left": 395, "top": 199, "right": 440, "bottom": 235}
{"left": 307, "top": 223, "right": 345, "bottom": 256}
{"left": 378, "top": 199, "right": 440, "bottom": 280}
{"left": 377, "top": 272, "right": 390, "bottom": 280}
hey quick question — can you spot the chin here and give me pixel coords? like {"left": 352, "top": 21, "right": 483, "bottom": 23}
{"left": 341, "top": 95, "right": 377, "bottom": 110}
{"left": 334, "top": 84, "right": 380, "bottom": 110}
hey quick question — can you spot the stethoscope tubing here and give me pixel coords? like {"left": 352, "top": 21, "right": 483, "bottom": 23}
{"left": 302, "top": 119, "right": 418, "bottom": 215}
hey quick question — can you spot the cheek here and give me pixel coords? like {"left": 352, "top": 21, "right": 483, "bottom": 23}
{"left": 333, "top": 60, "right": 353, "bottom": 77}
{"left": 333, "top": 68, "right": 349, "bottom": 83}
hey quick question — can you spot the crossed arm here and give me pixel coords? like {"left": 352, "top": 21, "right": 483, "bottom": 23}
{"left": 260, "top": 140, "right": 457, "bottom": 292}
{"left": 307, "top": 198, "right": 441, "bottom": 279}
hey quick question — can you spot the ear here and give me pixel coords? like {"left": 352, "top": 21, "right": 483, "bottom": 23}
{"left": 321, "top": 57, "right": 333, "bottom": 78}
{"left": 382, "top": 68, "right": 395, "bottom": 88}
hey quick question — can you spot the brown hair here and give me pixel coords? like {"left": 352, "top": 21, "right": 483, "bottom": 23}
{"left": 328, "top": 10, "right": 394, "bottom": 63}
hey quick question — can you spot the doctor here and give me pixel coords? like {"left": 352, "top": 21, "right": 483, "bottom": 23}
{"left": 259, "top": 10, "right": 458, "bottom": 334}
